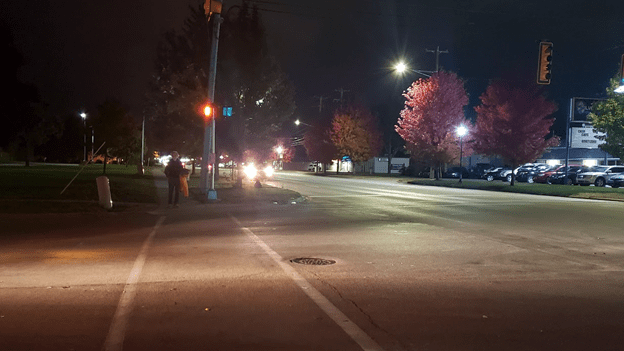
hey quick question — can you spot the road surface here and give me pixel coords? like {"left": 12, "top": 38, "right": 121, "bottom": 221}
{"left": 1, "top": 171, "right": 623, "bottom": 350}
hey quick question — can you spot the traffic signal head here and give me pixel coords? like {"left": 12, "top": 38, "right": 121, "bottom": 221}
{"left": 203, "top": 104, "right": 213, "bottom": 119}
{"left": 204, "top": 0, "right": 222, "bottom": 19}
{"left": 537, "top": 42, "right": 553, "bottom": 85}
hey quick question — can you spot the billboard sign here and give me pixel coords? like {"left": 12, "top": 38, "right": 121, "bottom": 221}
{"left": 572, "top": 98, "right": 604, "bottom": 121}
{"left": 570, "top": 127, "right": 606, "bottom": 149}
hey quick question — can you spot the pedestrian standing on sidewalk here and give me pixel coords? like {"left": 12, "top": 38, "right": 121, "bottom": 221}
{"left": 164, "top": 151, "right": 184, "bottom": 208}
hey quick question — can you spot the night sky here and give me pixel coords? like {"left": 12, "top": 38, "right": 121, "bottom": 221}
{"left": 3, "top": 0, "right": 624, "bottom": 138}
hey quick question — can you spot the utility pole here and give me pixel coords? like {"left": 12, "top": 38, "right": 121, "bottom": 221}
{"left": 425, "top": 46, "right": 449, "bottom": 72}
{"left": 334, "top": 88, "right": 350, "bottom": 109}
{"left": 200, "top": 0, "right": 223, "bottom": 200}
{"left": 313, "top": 96, "right": 327, "bottom": 113}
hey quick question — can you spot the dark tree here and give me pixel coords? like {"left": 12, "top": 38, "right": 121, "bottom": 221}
{"left": 92, "top": 99, "right": 140, "bottom": 171}
{"left": 2, "top": 24, "right": 61, "bottom": 165}
{"left": 146, "top": 3, "right": 296, "bottom": 162}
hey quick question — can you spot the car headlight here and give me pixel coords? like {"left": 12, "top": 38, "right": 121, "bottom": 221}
{"left": 243, "top": 164, "right": 258, "bottom": 179}
{"left": 263, "top": 165, "right": 274, "bottom": 177}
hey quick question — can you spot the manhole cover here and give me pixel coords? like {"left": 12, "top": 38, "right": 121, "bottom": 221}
{"left": 291, "top": 257, "right": 336, "bottom": 265}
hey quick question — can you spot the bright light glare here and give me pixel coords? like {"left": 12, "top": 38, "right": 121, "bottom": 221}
{"left": 244, "top": 164, "right": 257, "bottom": 179}
{"left": 456, "top": 125, "right": 468, "bottom": 137}
{"left": 264, "top": 165, "right": 274, "bottom": 177}
{"left": 276, "top": 146, "right": 284, "bottom": 154}
{"left": 294, "top": 119, "right": 301, "bottom": 126}
{"left": 546, "top": 159, "right": 560, "bottom": 166}
{"left": 583, "top": 159, "right": 597, "bottom": 167}
{"left": 203, "top": 105, "right": 212, "bottom": 117}
{"left": 80, "top": 112, "right": 87, "bottom": 119}
{"left": 395, "top": 62, "right": 407, "bottom": 73}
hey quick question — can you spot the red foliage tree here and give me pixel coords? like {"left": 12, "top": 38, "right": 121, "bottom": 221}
{"left": 472, "top": 80, "right": 559, "bottom": 185}
{"left": 330, "top": 105, "right": 382, "bottom": 173}
{"left": 395, "top": 71, "right": 469, "bottom": 179}
{"left": 271, "top": 137, "right": 295, "bottom": 166}
{"left": 302, "top": 121, "right": 337, "bottom": 173}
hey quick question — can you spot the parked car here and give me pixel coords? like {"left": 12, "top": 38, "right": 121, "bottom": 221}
{"left": 610, "top": 173, "right": 624, "bottom": 188}
{"left": 576, "top": 165, "right": 624, "bottom": 187}
{"left": 533, "top": 164, "right": 565, "bottom": 183}
{"left": 547, "top": 165, "right": 588, "bottom": 185}
{"left": 482, "top": 167, "right": 513, "bottom": 182}
{"left": 443, "top": 167, "right": 470, "bottom": 179}
{"left": 468, "top": 163, "right": 492, "bottom": 179}
{"left": 515, "top": 163, "right": 552, "bottom": 183}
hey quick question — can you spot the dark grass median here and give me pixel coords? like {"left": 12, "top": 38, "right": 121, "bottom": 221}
{"left": 405, "top": 178, "right": 624, "bottom": 201}
{"left": 0, "top": 164, "right": 159, "bottom": 213}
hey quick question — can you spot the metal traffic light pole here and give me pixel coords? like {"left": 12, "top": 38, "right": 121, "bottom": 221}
{"left": 200, "top": 0, "right": 222, "bottom": 200}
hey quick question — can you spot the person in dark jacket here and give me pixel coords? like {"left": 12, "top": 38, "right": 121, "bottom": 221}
{"left": 164, "top": 151, "right": 184, "bottom": 207}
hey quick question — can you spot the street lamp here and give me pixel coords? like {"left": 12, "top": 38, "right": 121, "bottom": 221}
{"left": 80, "top": 112, "right": 87, "bottom": 162}
{"left": 275, "top": 145, "right": 284, "bottom": 170}
{"left": 456, "top": 125, "right": 468, "bottom": 184}
{"left": 294, "top": 119, "right": 312, "bottom": 127}
{"left": 393, "top": 61, "right": 434, "bottom": 78}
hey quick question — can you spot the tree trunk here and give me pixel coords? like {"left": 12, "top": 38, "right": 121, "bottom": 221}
{"left": 25, "top": 139, "right": 33, "bottom": 167}
{"left": 429, "top": 166, "right": 435, "bottom": 179}
{"left": 103, "top": 153, "right": 108, "bottom": 175}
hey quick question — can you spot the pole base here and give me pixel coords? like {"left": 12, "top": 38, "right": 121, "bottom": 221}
{"left": 207, "top": 189, "right": 218, "bottom": 200}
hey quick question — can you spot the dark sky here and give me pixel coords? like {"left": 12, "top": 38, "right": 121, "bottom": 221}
{"left": 3, "top": 0, "right": 624, "bottom": 137}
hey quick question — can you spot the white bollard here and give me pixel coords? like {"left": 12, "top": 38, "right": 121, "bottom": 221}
{"left": 96, "top": 176, "right": 113, "bottom": 210}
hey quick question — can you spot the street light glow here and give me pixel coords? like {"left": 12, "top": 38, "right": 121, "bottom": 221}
{"left": 456, "top": 125, "right": 468, "bottom": 137}
{"left": 276, "top": 146, "right": 284, "bottom": 154}
{"left": 295, "top": 119, "right": 301, "bottom": 126}
{"left": 80, "top": 112, "right": 87, "bottom": 119}
{"left": 395, "top": 62, "right": 407, "bottom": 73}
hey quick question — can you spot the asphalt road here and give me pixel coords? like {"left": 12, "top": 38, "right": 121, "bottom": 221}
{"left": 1, "top": 171, "right": 623, "bottom": 350}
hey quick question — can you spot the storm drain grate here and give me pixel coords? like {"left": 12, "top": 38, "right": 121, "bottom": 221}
{"left": 290, "top": 257, "right": 336, "bottom": 266}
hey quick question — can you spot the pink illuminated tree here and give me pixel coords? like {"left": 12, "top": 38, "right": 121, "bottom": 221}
{"left": 472, "top": 80, "right": 559, "bottom": 185}
{"left": 395, "top": 71, "right": 470, "bottom": 179}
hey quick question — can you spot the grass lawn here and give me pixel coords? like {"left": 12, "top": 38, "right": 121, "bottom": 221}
{"left": 0, "top": 164, "right": 159, "bottom": 213}
{"left": 405, "top": 178, "right": 624, "bottom": 201}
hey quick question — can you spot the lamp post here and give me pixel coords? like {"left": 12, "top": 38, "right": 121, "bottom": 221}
{"left": 275, "top": 145, "right": 284, "bottom": 170}
{"left": 294, "top": 119, "right": 312, "bottom": 127}
{"left": 80, "top": 112, "right": 87, "bottom": 162}
{"left": 456, "top": 125, "right": 468, "bottom": 184}
{"left": 394, "top": 61, "right": 434, "bottom": 78}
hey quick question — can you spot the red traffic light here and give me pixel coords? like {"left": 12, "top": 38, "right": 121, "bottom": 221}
{"left": 203, "top": 104, "right": 213, "bottom": 118}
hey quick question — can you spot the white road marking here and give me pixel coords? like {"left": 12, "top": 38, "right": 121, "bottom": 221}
{"left": 103, "top": 215, "right": 166, "bottom": 351}
{"left": 229, "top": 214, "right": 386, "bottom": 351}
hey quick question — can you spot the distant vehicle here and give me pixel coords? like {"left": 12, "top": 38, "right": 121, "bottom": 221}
{"left": 308, "top": 162, "right": 318, "bottom": 172}
{"left": 443, "top": 167, "right": 469, "bottom": 179}
{"left": 516, "top": 163, "right": 552, "bottom": 183}
{"left": 547, "top": 165, "right": 588, "bottom": 185}
{"left": 483, "top": 167, "right": 513, "bottom": 182}
{"left": 576, "top": 165, "right": 624, "bottom": 187}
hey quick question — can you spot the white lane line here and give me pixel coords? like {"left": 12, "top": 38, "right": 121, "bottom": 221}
{"left": 103, "top": 215, "right": 166, "bottom": 351}
{"left": 229, "top": 215, "right": 385, "bottom": 351}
